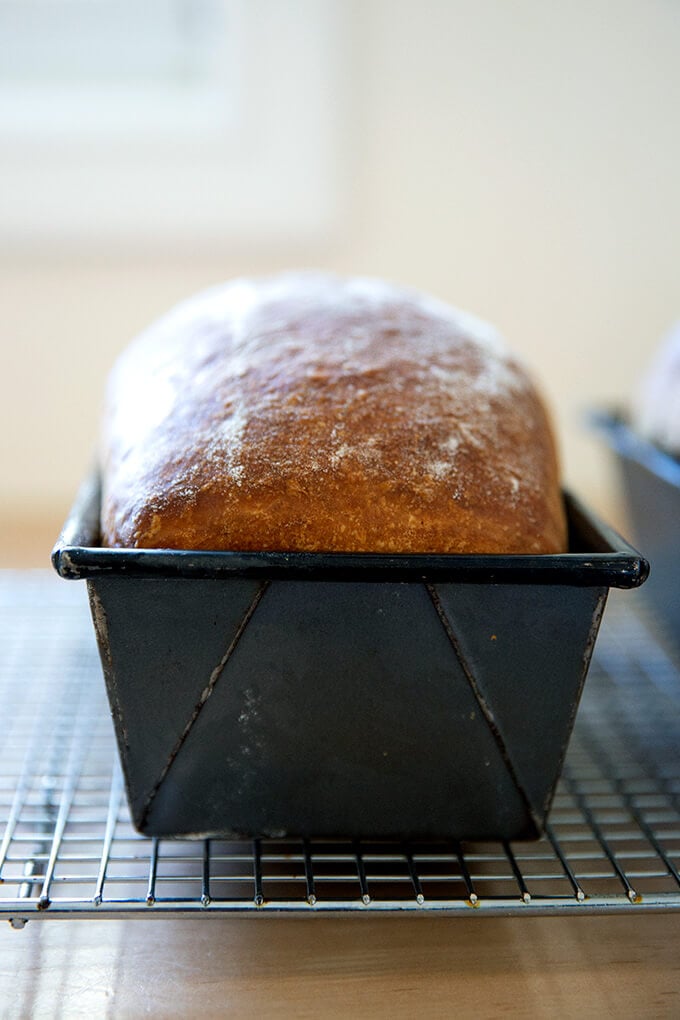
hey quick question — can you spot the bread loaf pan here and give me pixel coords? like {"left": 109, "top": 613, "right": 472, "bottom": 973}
{"left": 52, "top": 472, "right": 648, "bottom": 842}
{"left": 593, "top": 410, "right": 679, "bottom": 642}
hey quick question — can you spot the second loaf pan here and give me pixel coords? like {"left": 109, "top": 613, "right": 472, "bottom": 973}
{"left": 53, "top": 473, "right": 648, "bottom": 842}
{"left": 593, "top": 411, "right": 679, "bottom": 643}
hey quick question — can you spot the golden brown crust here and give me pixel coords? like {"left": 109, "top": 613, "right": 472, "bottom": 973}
{"left": 100, "top": 272, "right": 567, "bottom": 554}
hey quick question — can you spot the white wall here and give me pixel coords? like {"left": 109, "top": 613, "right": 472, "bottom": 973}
{"left": 3, "top": 0, "right": 679, "bottom": 531}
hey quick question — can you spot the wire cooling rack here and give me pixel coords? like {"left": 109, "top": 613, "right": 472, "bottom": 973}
{"left": 1, "top": 571, "right": 679, "bottom": 926}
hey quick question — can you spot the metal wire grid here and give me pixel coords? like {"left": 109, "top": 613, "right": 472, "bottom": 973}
{"left": 1, "top": 572, "right": 679, "bottom": 925}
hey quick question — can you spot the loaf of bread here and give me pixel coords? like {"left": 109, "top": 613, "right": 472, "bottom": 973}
{"left": 100, "top": 272, "right": 566, "bottom": 554}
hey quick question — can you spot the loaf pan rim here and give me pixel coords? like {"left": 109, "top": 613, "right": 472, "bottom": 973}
{"left": 51, "top": 470, "right": 648, "bottom": 588}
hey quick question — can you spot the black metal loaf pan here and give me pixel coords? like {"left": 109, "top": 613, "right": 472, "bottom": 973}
{"left": 52, "top": 473, "right": 648, "bottom": 842}
{"left": 593, "top": 411, "right": 679, "bottom": 642}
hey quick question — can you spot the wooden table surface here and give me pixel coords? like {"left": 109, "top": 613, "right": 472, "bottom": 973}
{"left": 2, "top": 525, "right": 679, "bottom": 1018}
{"left": 1, "top": 913, "right": 679, "bottom": 1018}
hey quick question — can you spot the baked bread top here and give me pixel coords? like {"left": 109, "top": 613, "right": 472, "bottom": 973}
{"left": 100, "top": 272, "right": 566, "bottom": 553}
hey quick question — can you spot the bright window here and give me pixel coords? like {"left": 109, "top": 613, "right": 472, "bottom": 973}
{"left": 0, "top": 0, "right": 343, "bottom": 247}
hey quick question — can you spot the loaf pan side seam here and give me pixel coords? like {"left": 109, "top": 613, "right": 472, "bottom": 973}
{"left": 425, "top": 582, "right": 543, "bottom": 837}
{"left": 137, "top": 580, "right": 271, "bottom": 831}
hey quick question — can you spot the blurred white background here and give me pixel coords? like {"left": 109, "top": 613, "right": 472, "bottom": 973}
{"left": 2, "top": 0, "right": 679, "bottom": 551}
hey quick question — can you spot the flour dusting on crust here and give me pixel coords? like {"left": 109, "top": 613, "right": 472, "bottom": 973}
{"left": 100, "top": 272, "right": 565, "bottom": 553}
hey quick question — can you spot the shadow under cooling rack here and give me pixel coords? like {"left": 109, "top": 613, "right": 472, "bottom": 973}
{"left": 1, "top": 573, "right": 679, "bottom": 925}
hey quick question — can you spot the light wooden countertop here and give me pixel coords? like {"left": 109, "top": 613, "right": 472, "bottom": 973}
{"left": 1, "top": 524, "right": 678, "bottom": 1018}
{"left": 1, "top": 914, "right": 679, "bottom": 1018}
